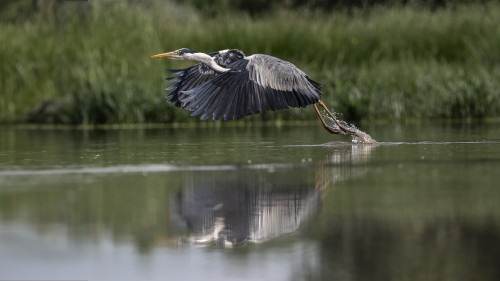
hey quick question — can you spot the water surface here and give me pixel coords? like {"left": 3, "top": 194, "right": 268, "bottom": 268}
{"left": 1, "top": 123, "right": 500, "bottom": 281}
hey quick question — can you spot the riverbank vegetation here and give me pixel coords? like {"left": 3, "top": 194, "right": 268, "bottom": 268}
{"left": 1, "top": 1, "right": 499, "bottom": 124}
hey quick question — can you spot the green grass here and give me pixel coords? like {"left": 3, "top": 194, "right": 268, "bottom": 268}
{"left": 1, "top": 2, "right": 500, "bottom": 124}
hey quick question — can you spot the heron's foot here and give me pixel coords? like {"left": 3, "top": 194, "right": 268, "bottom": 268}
{"left": 322, "top": 122, "right": 376, "bottom": 144}
{"left": 323, "top": 123, "right": 348, "bottom": 135}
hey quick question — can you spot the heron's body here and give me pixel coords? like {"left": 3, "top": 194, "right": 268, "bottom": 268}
{"left": 151, "top": 48, "right": 376, "bottom": 143}
{"left": 158, "top": 49, "right": 321, "bottom": 120}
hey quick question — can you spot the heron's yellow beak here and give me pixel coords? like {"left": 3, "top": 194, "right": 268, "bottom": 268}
{"left": 150, "top": 51, "right": 181, "bottom": 59}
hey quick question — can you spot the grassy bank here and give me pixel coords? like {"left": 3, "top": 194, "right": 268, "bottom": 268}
{"left": 1, "top": 2, "right": 500, "bottom": 124}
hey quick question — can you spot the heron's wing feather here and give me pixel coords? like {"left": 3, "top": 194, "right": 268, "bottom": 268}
{"left": 246, "top": 54, "right": 322, "bottom": 97}
{"left": 178, "top": 58, "right": 322, "bottom": 120}
{"left": 166, "top": 63, "right": 220, "bottom": 107}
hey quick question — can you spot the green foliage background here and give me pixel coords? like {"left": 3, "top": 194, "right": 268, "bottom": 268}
{"left": 1, "top": 0, "right": 500, "bottom": 124}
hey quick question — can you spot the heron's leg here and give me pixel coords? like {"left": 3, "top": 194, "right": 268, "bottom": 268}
{"left": 317, "top": 100, "right": 356, "bottom": 134}
{"left": 313, "top": 104, "right": 347, "bottom": 135}
{"left": 315, "top": 100, "right": 378, "bottom": 143}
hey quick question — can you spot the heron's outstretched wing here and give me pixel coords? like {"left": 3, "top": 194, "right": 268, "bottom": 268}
{"left": 178, "top": 55, "right": 322, "bottom": 120}
{"left": 166, "top": 63, "right": 219, "bottom": 107}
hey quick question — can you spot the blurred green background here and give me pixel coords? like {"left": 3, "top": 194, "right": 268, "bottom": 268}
{"left": 1, "top": 0, "right": 499, "bottom": 125}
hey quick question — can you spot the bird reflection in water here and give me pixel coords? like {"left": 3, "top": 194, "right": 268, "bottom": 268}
{"left": 172, "top": 171, "right": 321, "bottom": 247}
{"left": 171, "top": 144, "right": 376, "bottom": 247}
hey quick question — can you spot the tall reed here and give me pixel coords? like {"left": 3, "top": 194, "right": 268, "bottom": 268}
{"left": 1, "top": 2, "right": 499, "bottom": 124}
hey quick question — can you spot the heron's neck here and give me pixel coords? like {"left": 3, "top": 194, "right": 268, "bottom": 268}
{"left": 189, "top": 53, "right": 230, "bottom": 73}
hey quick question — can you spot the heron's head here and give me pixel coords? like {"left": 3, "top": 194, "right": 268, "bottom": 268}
{"left": 151, "top": 48, "right": 197, "bottom": 60}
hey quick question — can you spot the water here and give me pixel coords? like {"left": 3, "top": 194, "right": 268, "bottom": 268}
{"left": 1, "top": 122, "right": 500, "bottom": 281}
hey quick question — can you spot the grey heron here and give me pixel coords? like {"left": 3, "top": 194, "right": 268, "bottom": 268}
{"left": 151, "top": 48, "right": 375, "bottom": 142}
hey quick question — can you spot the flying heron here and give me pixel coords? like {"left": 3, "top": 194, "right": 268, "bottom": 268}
{"left": 151, "top": 48, "right": 373, "bottom": 140}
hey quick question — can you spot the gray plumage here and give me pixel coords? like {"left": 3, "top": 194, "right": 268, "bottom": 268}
{"left": 165, "top": 49, "right": 322, "bottom": 120}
